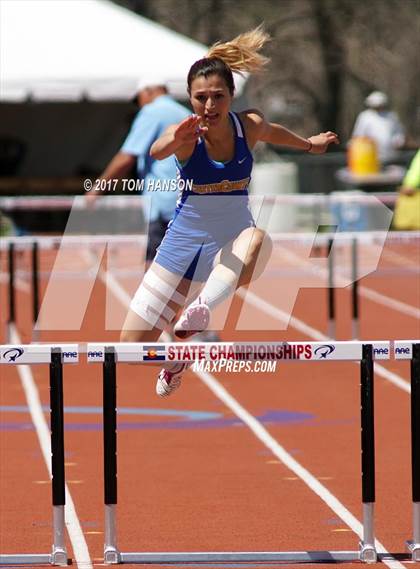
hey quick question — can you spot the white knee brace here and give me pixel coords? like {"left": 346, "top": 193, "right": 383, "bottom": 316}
{"left": 129, "top": 269, "right": 186, "bottom": 330}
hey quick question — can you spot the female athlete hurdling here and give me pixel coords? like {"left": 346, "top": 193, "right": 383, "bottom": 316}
{"left": 121, "top": 27, "right": 339, "bottom": 397}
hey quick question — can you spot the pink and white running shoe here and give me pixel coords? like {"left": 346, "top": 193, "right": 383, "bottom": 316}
{"left": 156, "top": 363, "right": 190, "bottom": 397}
{"left": 174, "top": 297, "right": 210, "bottom": 339}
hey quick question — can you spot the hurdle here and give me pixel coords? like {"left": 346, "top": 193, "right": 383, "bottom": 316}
{"left": 0, "top": 343, "right": 78, "bottom": 567}
{"left": 394, "top": 340, "right": 420, "bottom": 562}
{"left": 88, "top": 340, "right": 391, "bottom": 564}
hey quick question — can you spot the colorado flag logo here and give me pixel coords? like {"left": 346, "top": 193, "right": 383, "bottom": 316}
{"left": 143, "top": 345, "right": 166, "bottom": 361}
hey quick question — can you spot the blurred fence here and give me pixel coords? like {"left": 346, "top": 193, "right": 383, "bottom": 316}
{"left": 0, "top": 150, "right": 416, "bottom": 198}
{"left": 0, "top": 193, "right": 397, "bottom": 235}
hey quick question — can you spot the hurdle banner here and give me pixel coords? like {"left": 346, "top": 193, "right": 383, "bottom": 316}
{"left": 0, "top": 344, "right": 78, "bottom": 567}
{"left": 394, "top": 341, "right": 420, "bottom": 562}
{"left": 87, "top": 340, "right": 391, "bottom": 363}
{"left": 88, "top": 341, "right": 391, "bottom": 565}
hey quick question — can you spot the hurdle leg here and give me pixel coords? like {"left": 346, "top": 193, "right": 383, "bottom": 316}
{"left": 7, "top": 242, "right": 15, "bottom": 343}
{"left": 103, "top": 347, "right": 121, "bottom": 564}
{"left": 50, "top": 348, "right": 68, "bottom": 566}
{"left": 31, "top": 241, "right": 41, "bottom": 343}
{"left": 351, "top": 238, "right": 359, "bottom": 340}
{"left": 0, "top": 344, "right": 75, "bottom": 566}
{"left": 327, "top": 238, "right": 336, "bottom": 339}
{"left": 407, "top": 504, "right": 420, "bottom": 562}
{"left": 359, "top": 345, "right": 377, "bottom": 563}
{"left": 407, "top": 343, "right": 420, "bottom": 562}
{"left": 52, "top": 507, "right": 67, "bottom": 566}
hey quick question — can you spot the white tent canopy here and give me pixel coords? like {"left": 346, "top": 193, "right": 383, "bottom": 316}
{"left": 0, "top": 0, "right": 245, "bottom": 102}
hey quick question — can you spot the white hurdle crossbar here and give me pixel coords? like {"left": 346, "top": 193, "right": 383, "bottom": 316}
{"left": 0, "top": 344, "right": 78, "bottom": 567}
{"left": 88, "top": 340, "right": 392, "bottom": 565}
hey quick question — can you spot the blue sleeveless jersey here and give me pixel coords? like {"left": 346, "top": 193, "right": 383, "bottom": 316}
{"left": 175, "top": 111, "right": 253, "bottom": 206}
{"left": 154, "top": 112, "right": 256, "bottom": 281}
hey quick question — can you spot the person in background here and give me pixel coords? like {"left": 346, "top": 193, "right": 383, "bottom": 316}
{"left": 351, "top": 91, "right": 405, "bottom": 162}
{"left": 87, "top": 78, "right": 189, "bottom": 262}
{"left": 393, "top": 149, "right": 420, "bottom": 230}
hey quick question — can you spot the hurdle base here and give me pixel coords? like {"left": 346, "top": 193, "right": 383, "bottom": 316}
{"left": 0, "top": 553, "right": 67, "bottom": 566}
{"left": 113, "top": 550, "right": 361, "bottom": 564}
{"left": 104, "top": 545, "right": 121, "bottom": 564}
{"left": 359, "top": 542, "right": 377, "bottom": 563}
{"left": 51, "top": 546, "right": 69, "bottom": 566}
{"left": 406, "top": 540, "right": 420, "bottom": 562}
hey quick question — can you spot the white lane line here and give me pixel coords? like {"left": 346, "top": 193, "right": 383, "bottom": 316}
{"left": 196, "top": 369, "right": 406, "bottom": 569}
{"left": 237, "top": 288, "right": 411, "bottom": 394}
{"left": 273, "top": 244, "right": 420, "bottom": 319}
{"left": 381, "top": 247, "right": 420, "bottom": 269}
{"left": 99, "top": 266, "right": 406, "bottom": 568}
{"left": 100, "top": 265, "right": 132, "bottom": 307}
{"left": 372, "top": 364, "right": 411, "bottom": 394}
{"left": 10, "top": 325, "right": 93, "bottom": 569}
{"left": 238, "top": 287, "right": 330, "bottom": 341}
{"left": 359, "top": 286, "right": 420, "bottom": 319}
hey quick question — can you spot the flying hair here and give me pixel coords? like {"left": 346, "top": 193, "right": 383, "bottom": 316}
{"left": 206, "top": 26, "right": 271, "bottom": 75}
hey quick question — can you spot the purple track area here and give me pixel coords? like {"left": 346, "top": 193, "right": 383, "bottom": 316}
{"left": 0, "top": 409, "right": 359, "bottom": 431}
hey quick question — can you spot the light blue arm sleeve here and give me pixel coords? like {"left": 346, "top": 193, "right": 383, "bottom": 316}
{"left": 121, "top": 107, "right": 160, "bottom": 158}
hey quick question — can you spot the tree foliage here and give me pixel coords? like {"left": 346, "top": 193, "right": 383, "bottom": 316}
{"left": 114, "top": 0, "right": 420, "bottom": 141}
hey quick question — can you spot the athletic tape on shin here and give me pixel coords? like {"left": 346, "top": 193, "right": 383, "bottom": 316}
{"left": 130, "top": 283, "right": 175, "bottom": 328}
{"left": 143, "top": 270, "right": 186, "bottom": 306}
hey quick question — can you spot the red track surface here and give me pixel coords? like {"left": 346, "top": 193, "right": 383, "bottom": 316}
{"left": 0, "top": 236, "right": 419, "bottom": 568}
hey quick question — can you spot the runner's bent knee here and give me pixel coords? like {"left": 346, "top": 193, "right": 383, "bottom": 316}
{"left": 129, "top": 266, "right": 188, "bottom": 331}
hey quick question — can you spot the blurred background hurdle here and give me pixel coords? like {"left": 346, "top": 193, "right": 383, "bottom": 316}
{"left": 271, "top": 230, "right": 419, "bottom": 340}
{"left": 88, "top": 340, "right": 390, "bottom": 564}
{"left": 1, "top": 228, "right": 419, "bottom": 344}
{"left": 0, "top": 191, "right": 412, "bottom": 345}
{"left": 0, "top": 343, "right": 78, "bottom": 567}
{"left": 0, "top": 234, "right": 146, "bottom": 342}
{"left": 0, "top": 192, "right": 399, "bottom": 235}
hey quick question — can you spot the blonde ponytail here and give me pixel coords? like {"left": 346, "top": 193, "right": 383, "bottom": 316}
{"left": 206, "top": 26, "right": 271, "bottom": 75}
